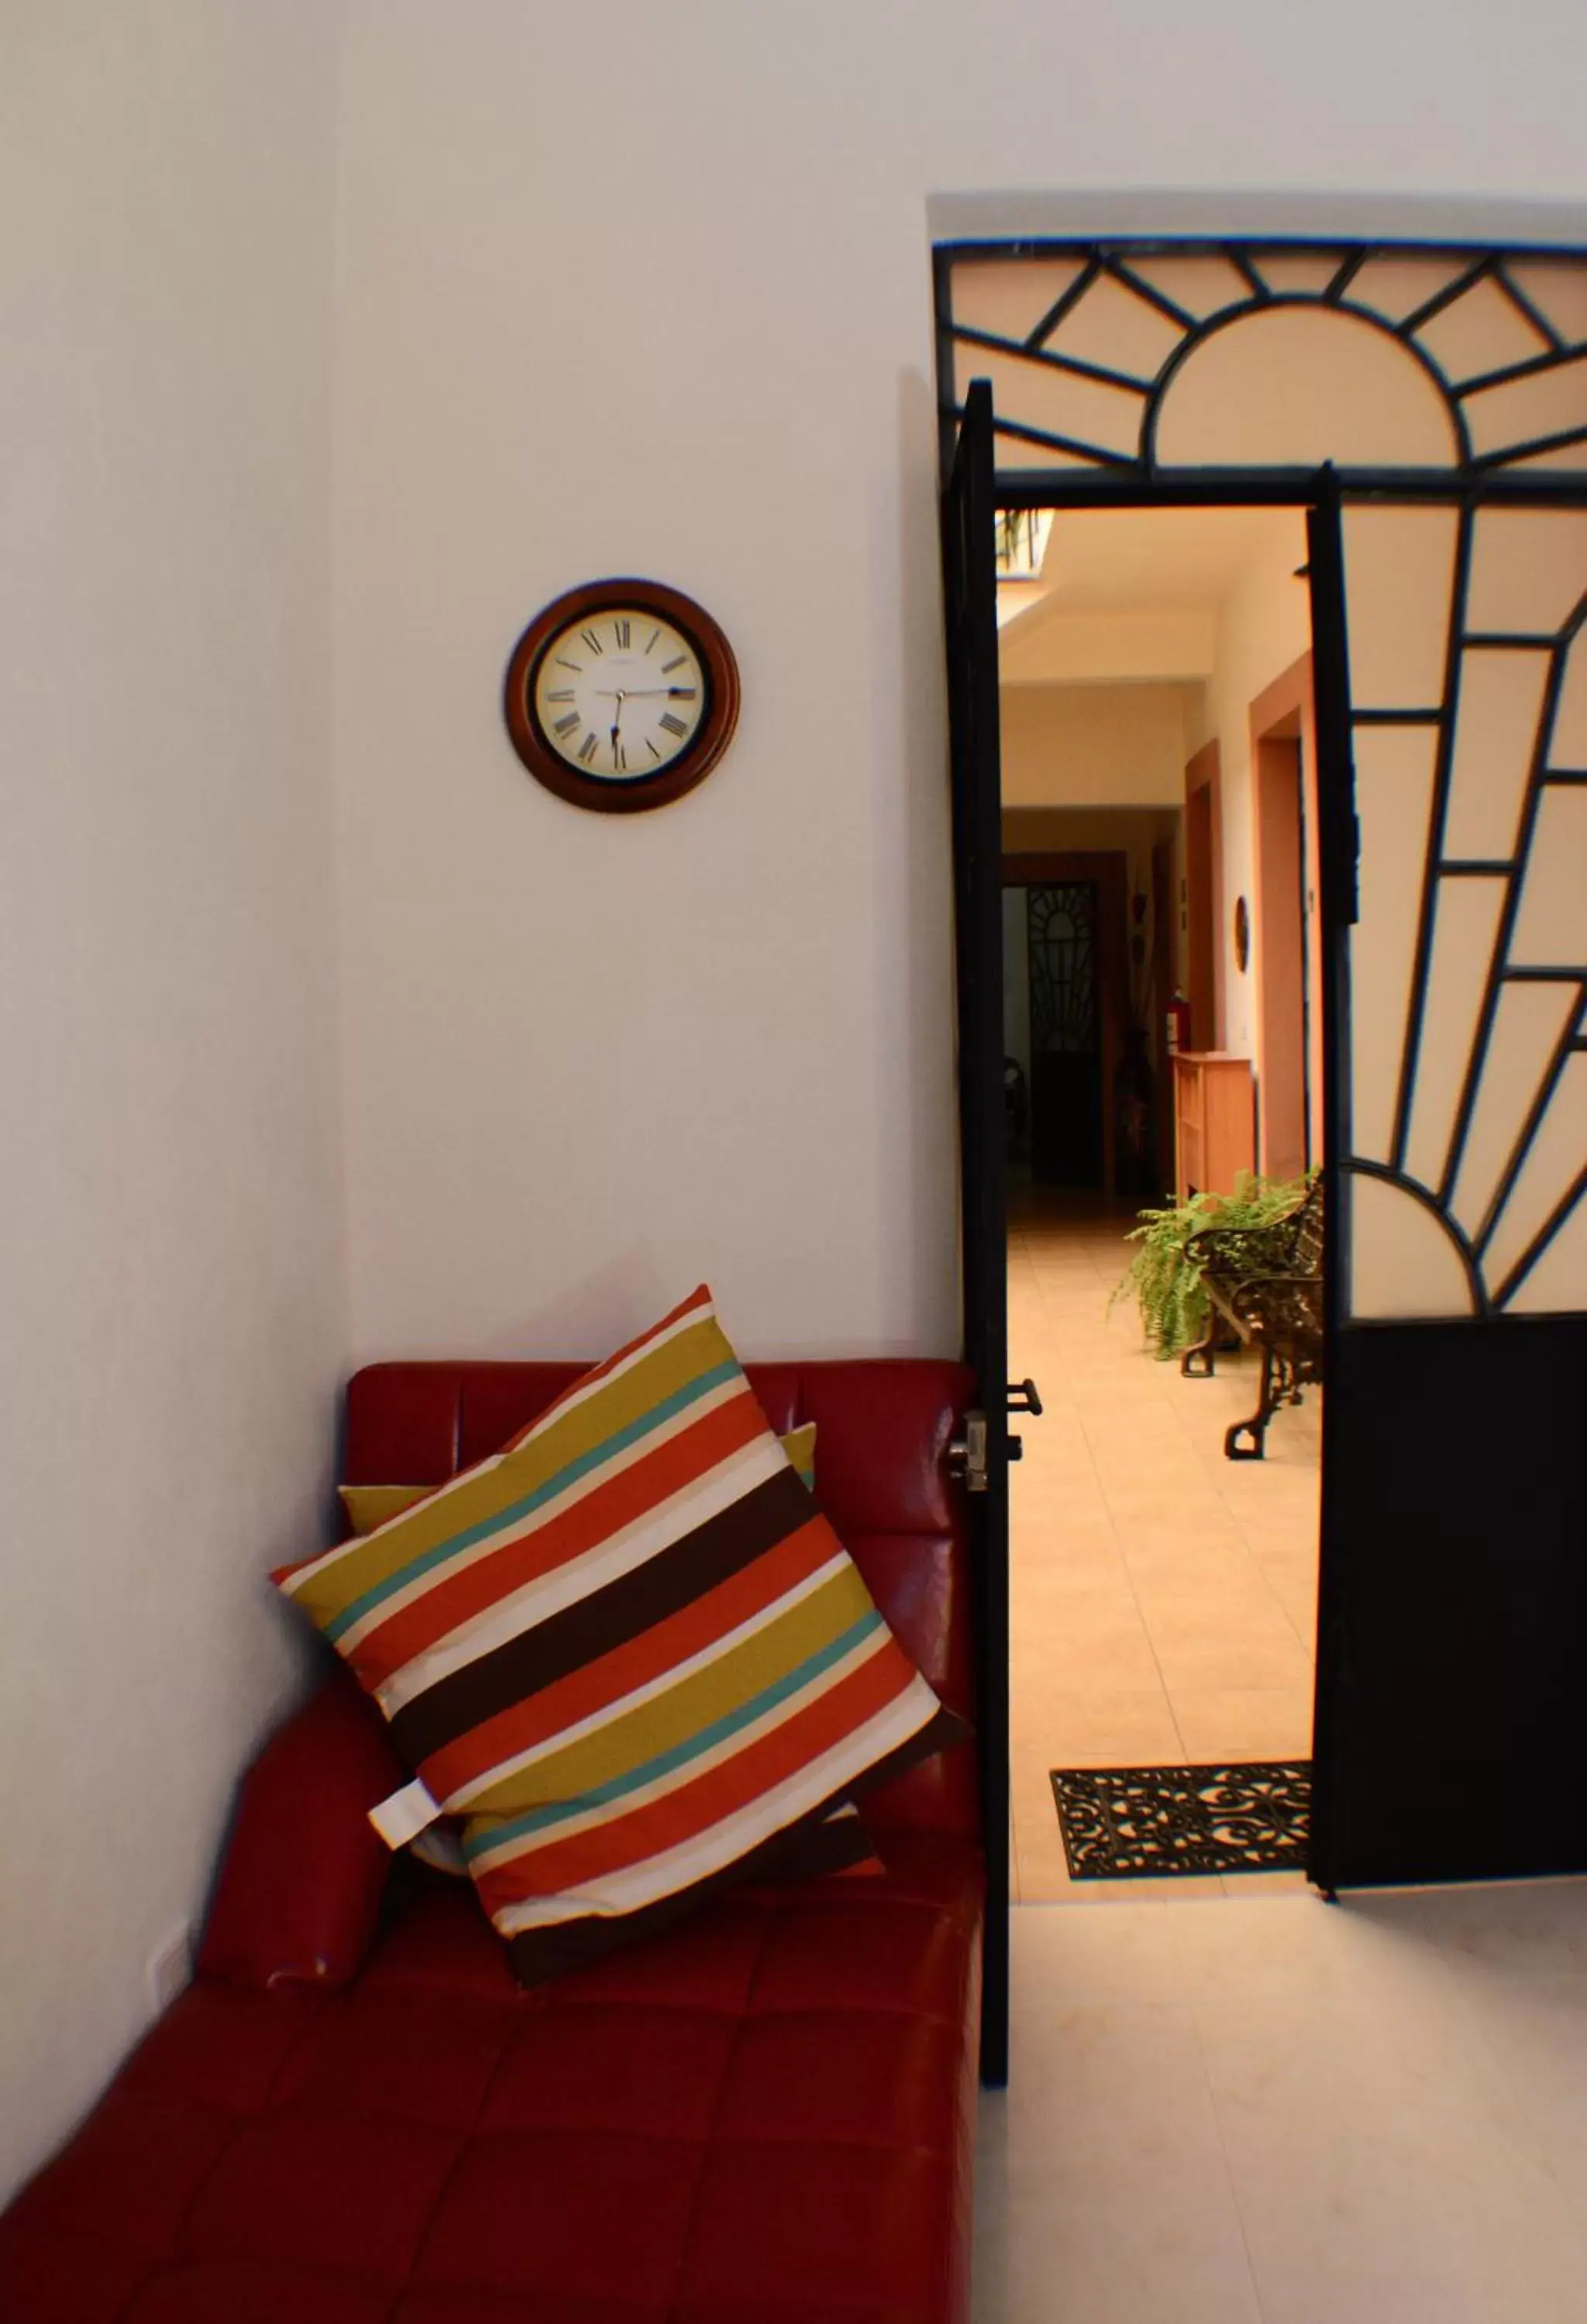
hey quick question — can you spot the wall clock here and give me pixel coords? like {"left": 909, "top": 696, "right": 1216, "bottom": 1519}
{"left": 503, "top": 578, "right": 740, "bottom": 813}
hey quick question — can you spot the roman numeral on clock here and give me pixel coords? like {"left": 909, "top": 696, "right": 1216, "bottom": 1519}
{"left": 545, "top": 688, "right": 575, "bottom": 703}
{"left": 580, "top": 629, "right": 604, "bottom": 656}
{"left": 661, "top": 655, "right": 687, "bottom": 674}
{"left": 552, "top": 710, "right": 580, "bottom": 738}
{"left": 659, "top": 711, "right": 690, "bottom": 739}
{"left": 613, "top": 618, "right": 631, "bottom": 649}
{"left": 577, "top": 731, "right": 599, "bottom": 763}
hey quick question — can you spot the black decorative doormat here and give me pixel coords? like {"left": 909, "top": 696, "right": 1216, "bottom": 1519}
{"left": 1050, "top": 1761, "right": 1311, "bottom": 1879}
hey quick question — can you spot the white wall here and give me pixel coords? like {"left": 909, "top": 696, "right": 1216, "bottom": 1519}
{"left": 0, "top": 5, "right": 344, "bottom": 2201}
{"left": 332, "top": 0, "right": 1587, "bottom": 1368}
{"left": 1001, "top": 683, "right": 1199, "bottom": 810}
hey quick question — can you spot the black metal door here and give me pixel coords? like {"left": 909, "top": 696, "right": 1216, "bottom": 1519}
{"left": 1307, "top": 478, "right": 1587, "bottom": 1893}
{"left": 1301, "top": 482, "right": 1358, "bottom": 1896}
{"left": 941, "top": 378, "right": 1010, "bottom": 2087}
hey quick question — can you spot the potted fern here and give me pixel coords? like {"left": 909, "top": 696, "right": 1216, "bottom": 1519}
{"left": 1110, "top": 1170, "right": 1314, "bottom": 1359}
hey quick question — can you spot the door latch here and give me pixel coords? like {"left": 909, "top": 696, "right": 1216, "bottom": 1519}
{"left": 948, "top": 1410, "right": 1025, "bottom": 1490}
{"left": 1007, "top": 1377, "right": 1043, "bottom": 1416}
{"left": 948, "top": 1411, "right": 988, "bottom": 1494}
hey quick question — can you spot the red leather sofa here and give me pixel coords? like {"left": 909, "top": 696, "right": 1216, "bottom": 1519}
{"left": 1, "top": 1360, "right": 985, "bottom": 2324}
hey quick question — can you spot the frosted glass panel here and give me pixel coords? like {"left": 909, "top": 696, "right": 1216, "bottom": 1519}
{"left": 1348, "top": 256, "right": 1470, "bottom": 326}
{"left": 1482, "top": 1054, "right": 1587, "bottom": 1299}
{"left": 1123, "top": 254, "right": 1248, "bottom": 319}
{"left": 1505, "top": 261, "right": 1587, "bottom": 349}
{"left": 1348, "top": 1172, "right": 1475, "bottom": 1318}
{"left": 992, "top": 433, "right": 1088, "bottom": 471}
{"left": 1548, "top": 636, "right": 1587, "bottom": 770}
{"left": 1444, "top": 650, "right": 1550, "bottom": 861}
{"left": 1342, "top": 506, "right": 1458, "bottom": 710}
{"left": 1254, "top": 252, "right": 1344, "bottom": 297}
{"left": 1448, "top": 980, "right": 1580, "bottom": 1243}
{"left": 1464, "top": 352, "right": 1587, "bottom": 462}
{"left": 1045, "top": 273, "right": 1182, "bottom": 379}
{"left": 1510, "top": 789, "right": 1587, "bottom": 966}
{"left": 1403, "top": 878, "right": 1507, "bottom": 1193}
{"left": 954, "top": 339, "right": 1142, "bottom": 458}
{"left": 950, "top": 260, "right": 1085, "bottom": 343}
{"left": 1507, "top": 1191, "right": 1587, "bottom": 1314}
{"left": 1349, "top": 727, "right": 1440, "bottom": 1164}
{"left": 1466, "top": 508, "right": 1587, "bottom": 636}
{"left": 1156, "top": 308, "right": 1458, "bottom": 469}
{"left": 1416, "top": 273, "right": 1548, "bottom": 384}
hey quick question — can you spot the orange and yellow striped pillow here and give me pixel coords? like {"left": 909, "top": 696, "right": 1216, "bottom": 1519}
{"left": 336, "top": 1422, "right": 823, "bottom": 1882}
{"left": 278, "top": 1291, "right": 959, "bottom": 1979}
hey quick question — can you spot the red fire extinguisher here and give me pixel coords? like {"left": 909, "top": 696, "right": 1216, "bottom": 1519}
{"left": 1165, "top": 991, "right": 1192, "bottom": 1054}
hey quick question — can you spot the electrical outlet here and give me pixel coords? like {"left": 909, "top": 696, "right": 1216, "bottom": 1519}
{"left": 147, "top": 1925, "right": 191, "bottom": 2013}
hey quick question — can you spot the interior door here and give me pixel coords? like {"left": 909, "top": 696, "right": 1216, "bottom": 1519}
{"left": 941, "top": 377, "right": 1010, "bottom": 2087}
{"left": 1027, "top": 880, "right": 1103, "bottom": 1188}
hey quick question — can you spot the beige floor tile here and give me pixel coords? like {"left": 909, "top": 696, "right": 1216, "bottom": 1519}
{"left": 1103, "top": 1480, "right": 1245, "bottom": 1536}
{"left": 1169, "top": 1686, "right": 1316, "bottom": 1762}
{"left": 1010, "top": 1476, "right": 1114, "bottom": 1531}
{"left": 980, "top": 1885, "right": 1587, "bottom": 2324}
{"left": 1258, "top": 1548, "right": 1322, "bottom": 1648}
{"left": 1010, "top": 1560, "right": 1136, "bottom": 1623}
{"left": 1001, "top": 1196, "right": 1323, "bottom": 1822}
{"left": 1021, "top": 1591, "right": 1164, "bottom": 1692}
{"left": 1142, "top": 1595, "right": 1314, "bottom": 1694}
{"left": 1198, "top": 1982, "right": 1587, "bottom": 2321}
{"left": 1121, "top": 1533, "right": 1271, "bottom": 1599}
{"left": 1014, "top": 1686, "right": 1185, "bottom": 1769}
{"left": 1004, "top": 1896, "right": 1188, "bottom": 2000}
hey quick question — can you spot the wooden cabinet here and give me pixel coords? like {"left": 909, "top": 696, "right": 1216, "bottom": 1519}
{"left": 1173, "top": 1051, "right": 1255, "bottom": 1201}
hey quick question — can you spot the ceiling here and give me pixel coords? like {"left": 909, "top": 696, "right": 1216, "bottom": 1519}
{"left": 997, "top": 504, "right": 1309, "bottom": 682}
{"left": 1037, "top": 505, "right": 1304, "bottom": 609}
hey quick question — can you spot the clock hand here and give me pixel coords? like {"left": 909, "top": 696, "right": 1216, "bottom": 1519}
{"left": 609, "top": 688, "right": 624, "bottom": 758}
{"left": 592, "top": 686, "right": 694, "bottom": 699}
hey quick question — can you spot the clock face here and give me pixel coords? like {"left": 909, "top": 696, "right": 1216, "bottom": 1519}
{"left": 504, "top": 579, "right": 739, "bottom": 815}
{"left": 532, "top": 609, "right": 707, "bottom": 781}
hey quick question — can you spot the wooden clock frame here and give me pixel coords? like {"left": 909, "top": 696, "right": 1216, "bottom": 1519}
{"left": 502, "top": 577, "right": 741, "bottom": 814}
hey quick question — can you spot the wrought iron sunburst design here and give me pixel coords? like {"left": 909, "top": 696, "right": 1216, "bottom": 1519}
{"left": 937, "top": 239, "right": 1587, "bottom": 480}
{"left": 937, "top": 237, "right": 1587, "bottom": 1319}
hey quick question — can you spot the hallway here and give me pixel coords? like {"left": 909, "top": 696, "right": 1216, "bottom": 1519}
{"left": 1007, "top": 1191, "right": 1320, "bottom": 1901}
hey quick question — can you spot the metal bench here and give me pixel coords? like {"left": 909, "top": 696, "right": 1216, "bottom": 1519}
{"left": 1179, "top": 1177, "right": 1324, "bottom": 1460}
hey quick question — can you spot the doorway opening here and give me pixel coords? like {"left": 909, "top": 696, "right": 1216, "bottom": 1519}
{"left": 997, "top": 501, "right": 1324, "bottom": 1900}
{"left": 939, "top": 232, "right": 1587, "bottom": 2080}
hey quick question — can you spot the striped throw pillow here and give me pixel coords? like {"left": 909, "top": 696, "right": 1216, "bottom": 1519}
{"left": 277, "top": 1291, "right": 961, "bottom": 1979}
{"left": 336, "top": 1422, "right": 819, "bottom": 1538}
{"left": 336, "top": 1421, "right": 826, "bottom": 1882}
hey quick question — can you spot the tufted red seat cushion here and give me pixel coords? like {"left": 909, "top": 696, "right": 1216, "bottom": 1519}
{"left": 0, "top": 1360, "right": 983, "bottom": 2324}
{"left": 1, "top": 1838, "right": 982, "bottom": 2323}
